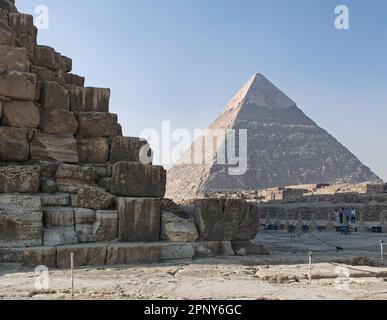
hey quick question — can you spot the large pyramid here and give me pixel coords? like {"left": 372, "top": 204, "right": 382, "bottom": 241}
{"left": 166, "top": 74, "right": 382, "bottom": 202}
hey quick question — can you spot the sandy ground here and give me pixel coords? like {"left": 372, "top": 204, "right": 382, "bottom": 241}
{"left": 1, "top": 231, "right": 386, "bottom": 300}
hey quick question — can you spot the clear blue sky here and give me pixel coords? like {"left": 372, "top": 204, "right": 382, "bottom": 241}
{"left": 18, "top": 0, "right": 387, "bottom": 180}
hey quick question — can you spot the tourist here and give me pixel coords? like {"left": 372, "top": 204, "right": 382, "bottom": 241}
{"left": 339, "top": 208, "right": 344, "bottom": 224}
{"left": 344, "top": 208, "right": 351, "bottom": 224}
{"left": 351, "top": 208, "right": 357, "bottom": 224}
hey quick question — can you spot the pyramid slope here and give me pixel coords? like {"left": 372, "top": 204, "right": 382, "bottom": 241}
{"left": 166, "top": 74, "right": 382, "bottom": 201}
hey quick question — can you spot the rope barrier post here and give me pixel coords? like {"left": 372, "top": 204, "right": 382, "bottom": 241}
{"left": 308, "top": 251, "right": 313, "bottom": 285}
{"left": 381, "top": 240, "right": 384, "bottom": 265}
{"left": 71, "top": 252, "right": 74, "bottom": 298}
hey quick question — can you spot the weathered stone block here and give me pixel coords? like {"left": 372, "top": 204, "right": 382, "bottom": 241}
{"left": 33, "top": 45, "right": 61, "bottom": 71}
{"left": 0, "top": 0, "right": 17, "bottom": 12}
{"left": 0, "top": 126, "right": 29, "bottom": 161}
{"left": 72, "top": 185, "right": 114, "bottom": 210}
{"left": 60, "top": 55, "right": 72, "bottom": 73}
{"left": 194, "top": 199, "right": 260, "bottom": 241}
{"left": 110, "top": 136, "right": 149, "bottom": 163}
{"left": 0, "top": 70, "right": 37, "bottom": 100}
{"left": 0, "top": 45, "right": 29, "bottom": 71}
{"left": 76, "top": 112, "right": 122, "bottom": 138}
{"left": 64, "top": 73, "right": 84, "bottom": 87}
{"left": 1, "top": 100, "right": 40, "bottom": 128}
{"left": 41, "top": 193, "right": 71, "bottom": 207}
{"left": 0, "top": 19, "right": 16, "bottom": 45}
{"left": 74, "top": 208, "right": 96, "bottom": 224}
{"left": 31, "top": 65, "right": 56, "bottom": 82}
{"left": 0, "top": 166, "right": 40, "bottom": 193}
{"left": 16, "top": 33, "right": 36, "bottom": 59}
{"left": 0, "top": 247, "right": 56, "bottom": 268}
{"left": 0, "top": 208, "right": 43, "bottom": 247}
{"left": 56, "top": 164, "right": 98, "bottom": 185}
{"left": 9, "top": 13, "right": 35, "bottom": 36}
{"left": 44, "top": 207, "right": 74, "bottom": 227}
{"left": 68, "top": 86, "right": 110, "bottom": 112}
{"left": 78, "top": 137, "right": 110, "bottom": 164}
{"left": 30, "top": 133, "right": 79, "bottom": 163}
{"left": 94, "top": 210, "right": 118, "bottom": 241}
{"left": 161, "top": 212, "right": 198, "bottom": 242}
{"left": 111, "top": 162, "right": 166, "bottom": 197}
{"left": 57, "top": 244, "right": 107, "bottom": 268}
{"left": 43, "top": 227, "right": 77, "bottom": 246}
{"left": 39, "top": 81, "right": 70, "bottom": 110}
{"left": 117, "top": 197, "right": 161, "bottom": 242}
{"left": 39, "top": 109, "right": 78, "bottom": 135}
{"left": 105, "top": 243, "right": 162, "bottom": 265}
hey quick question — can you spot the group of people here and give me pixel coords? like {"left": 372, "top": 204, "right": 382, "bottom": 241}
{"left": 335, "top": 208, "right": 357, "bottom": 225}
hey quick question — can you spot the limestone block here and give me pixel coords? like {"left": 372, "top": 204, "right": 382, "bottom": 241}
{"left": 16, "top": 34, "right": 35, "bottom": 59}
{"left": 0, "top": 19, "right": 16, "bottom": 45}
{"left": 56, "top": 244, "right": 108, "bottom": 268}
{"left": 77, "top": 137, "right": 110, "bottom": 164}
{"left": 39, "top": 81, "right": 70, "bottom": 110}
{"left": 117, "top": 197, "right": 161, "bottom": 242}
{"left": 60, "top": 55, "right": 72, "bottom": 73}
{"left": 105, "top": 243, "right": 163, "bottom": 265}
{"left": 0, "top": 194, "right": 42, "bottom": 212}
{"left": 76, "top": 112, "right": 122, "bottom": 139}
{"left": 55, "top": 165, "right": 98, "bottom": 190}
{"left": 33, "top": 45, "right": 61, "bottom": 71}
{"left": 75, "top": 224, "right": 94, "bottom": 243}
{"left": 0, "top": 126, "right": 29, "bottom": 161}
{"left": 44, "top": 207, "right": 74, "bottom": 228}
{"left": 0, "top": 207, "right": 43, "bottom": 247}
{"left": 0, "top": 70, "right": 37, "bottom": 100}
{"left": 93, "top": 210, "right": 118, "bottom": 241}
{"left": 41, "top": 193, "right": 71, "bottom": 207}
{"left": 30, "top": 132, "right": 79, "bottom": 163}
{"left": 111, "top": 161, "right": 166, "bottom": 197}
{"left": 31, "top": 65, "right": 57, "bottom": 82}
{"left": 161, "top": 212, "right": 198, "bottom": 242}
{"left": 9, "top": 13, "right": 35, "bottom": 37}
{"left": 74, "top": 208, "right": 96, "bottom": 224}
{"left": 68, "top": 86, "right": 110, "bottom": 112}
{"left": 1, "top": 100, "right": 40, "bottom": 128}
{"left": 0, "top": 0, "right": 17, "bottom": 12}
{"left": 194, "top": 199, "right": 260, "bottom": 241}
{"left": 0, "top": 166, "right": 40, "bottom": 193}
{"left": 72, "top": 185, "right": 114, "bottom": 210}
{"left": 0, "top": 45, "right": 30, "bottom": 72}
{"left": 110, "top": 136, "right": 149, "bottom": 163}
{"left": 0, "top": 247, "right": 57, "bottom": 268}
{"left": 64, "top": 73, "right": 85, "bottom": 87}
{"left": 43, "top": 227, "right": 77, "bottom": 246}
{"left": 39, "top": 109, "right": 78, "bottom": 135}
{"left": 160, "top": 243, "right": 195, "bottom": 261}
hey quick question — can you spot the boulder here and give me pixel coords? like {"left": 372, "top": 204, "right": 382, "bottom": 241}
{"left": 39, "top": 81, "right": 70, "bottom": 110}
{"left": 0, "top": 45, "right": 30, "bottom": 72}
{"left": 110, "top": 136, "right": 150, "bottom": 163}
{"left": 77, "top": 137, "right": 110, "bottom": 164}
{"left": 0, "top": 19, "right": 16, "bottom": 45}
{"left": 39, "top": 109, "right": 78, "bottom": 135}
{"left": 30, "top": 132, "right": 79, "bottom": 163}
{"left": 1, "top": 100, "right": 40, "bottom": 128}
{"left": 33, "top": 45, "right": 61, "bottom": 71}
{"left": 0, "top": 126, "right": 29, "bottom": 161}
{"left": 111, "top": 161, "right": 166, "bottom": 197}
{"left": 117, "top": 197, "right": 161, "bottom": 242}
{"left": 76, "top": 112, "right": 122, "bottom": 138}
{"left": 0, "top": 166, "right": 40, "bottom": 193}
{"left": 194, "top": 199, "right": 260, "bottom": 241}
{"left": 0, "top": 70, "right": 37, "bottom": 100}
{"left": 72, "top": 185, "right": 114, "bottom": 210}
{"left": 161, "top": 212, "right": 198, "bottom": 242}
{"left": 56, "top": 244, "right": 108, "bottom": 268}
{"left": 68, "top": 86, "right": 110, "bottom": 112}
{"left": 93, "top": 210, "right": 118, "bottom": 241}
